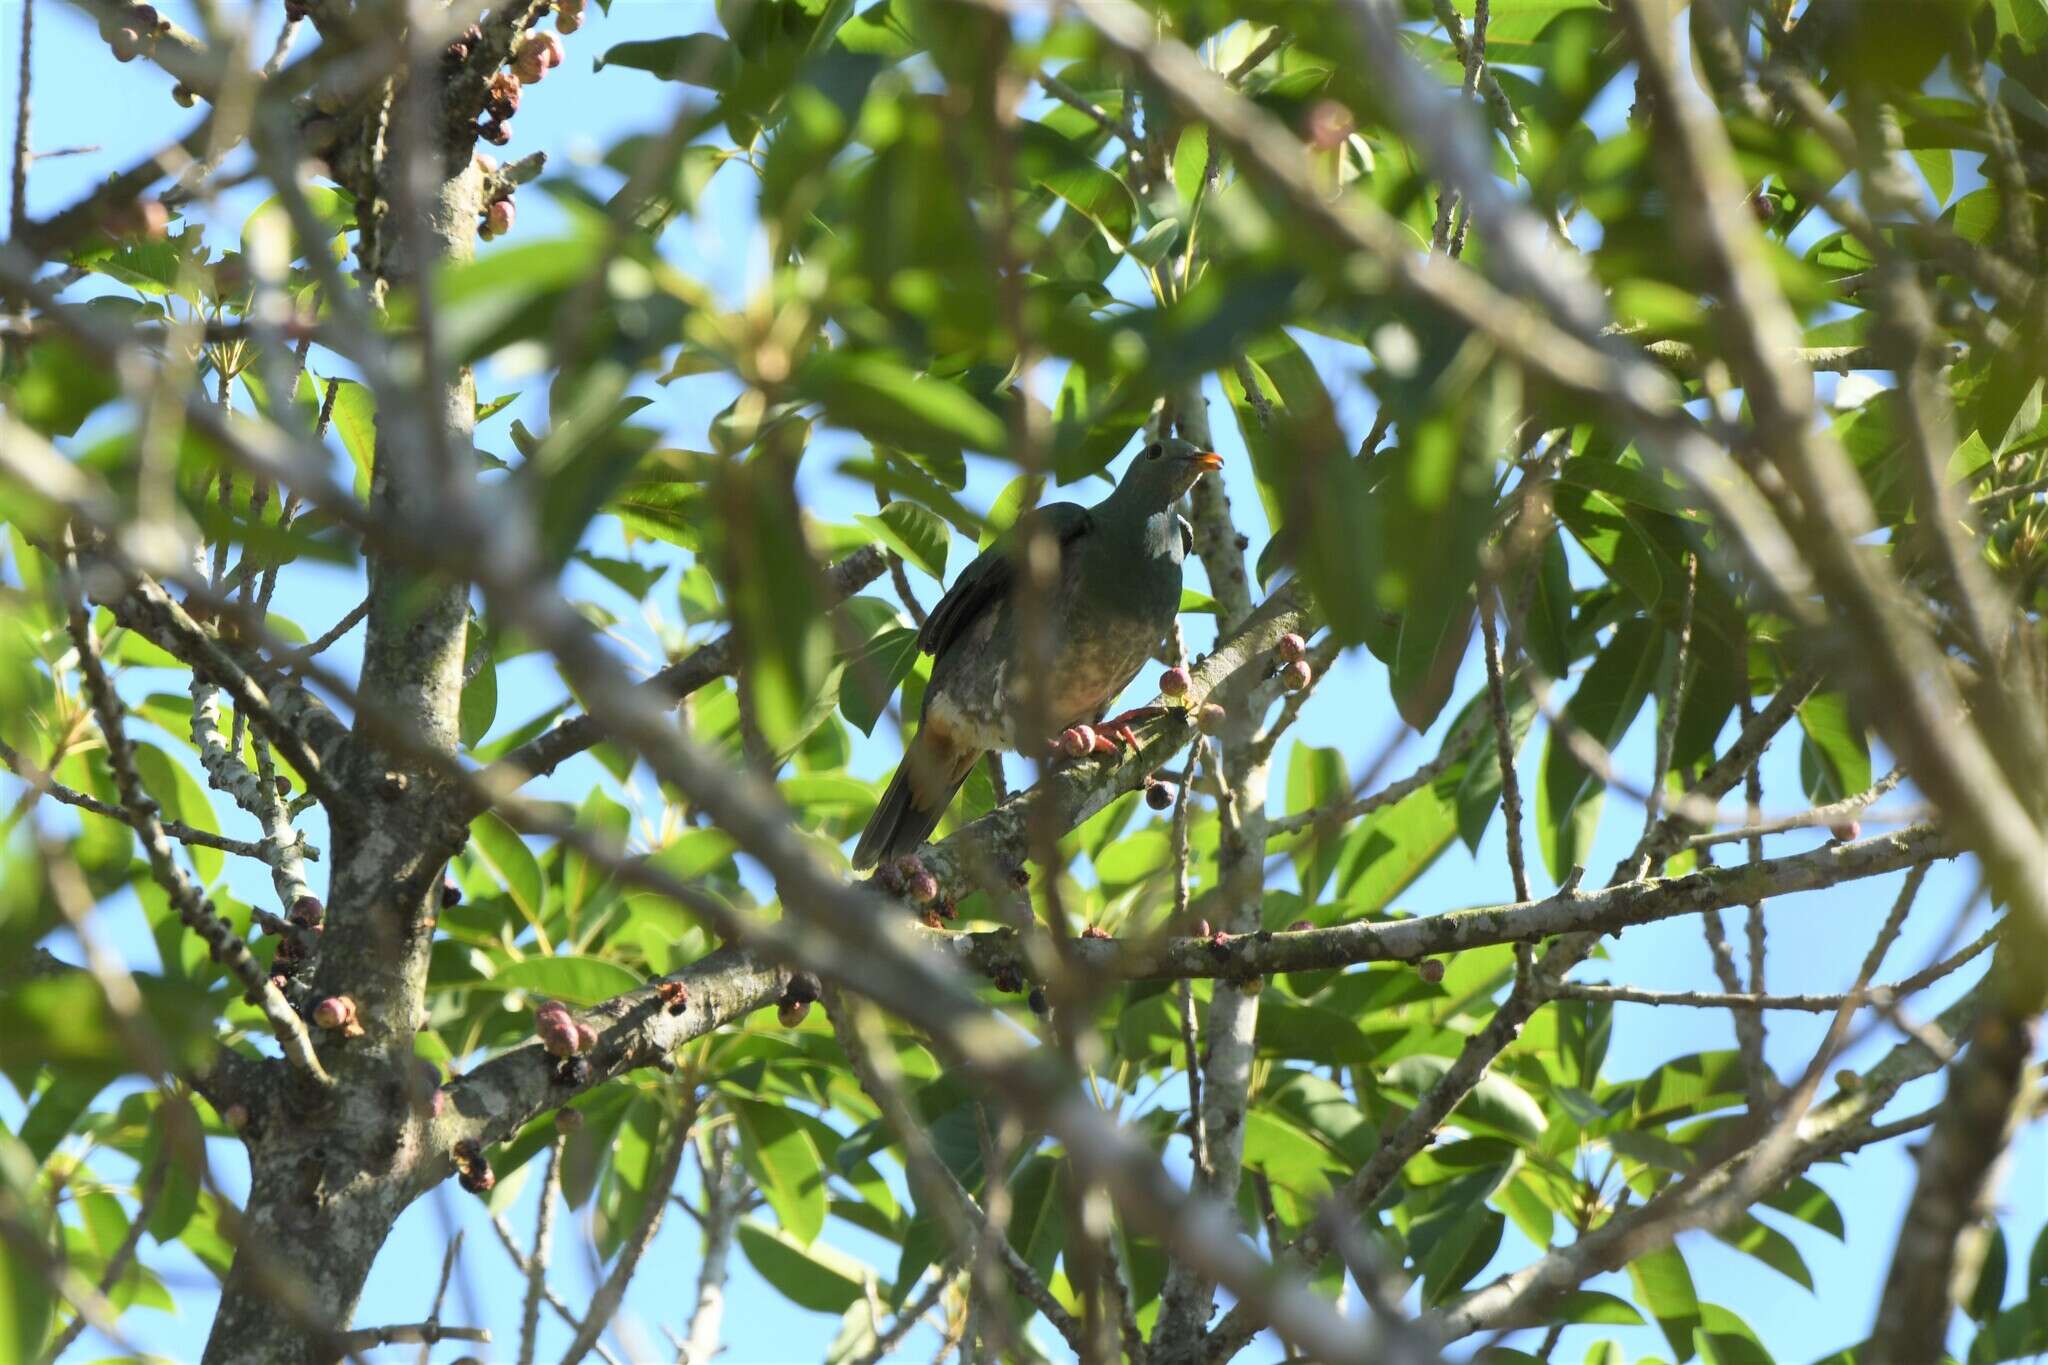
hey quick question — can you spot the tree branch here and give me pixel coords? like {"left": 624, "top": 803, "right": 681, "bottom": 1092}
{"left": 475, "top": 545, "right": 887, "bottom": 806}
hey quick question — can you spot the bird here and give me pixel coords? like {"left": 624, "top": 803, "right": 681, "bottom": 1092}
{"left": 852, "top": 438, "right": 1223, "bottom": 871}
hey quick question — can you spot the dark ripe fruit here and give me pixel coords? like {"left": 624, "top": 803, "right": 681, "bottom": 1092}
{"left": 1159, "top": 666, "right": 1191, "bottom": 698}
{"left": 289, "top": 895, "right": 323, "bottom": 928}
{"left": 441, "top": 878, "right": 462, "bottom": 908}
{"left": 172, "top": 84, "right": 195, "bottom": 107}
{"left": 992, "top": 965, "right": 1022, "bottom": 994}
{"left": 1197, "top": 702, "right": 1226, "bottom": 735}
{"left": 1276, "top": 632, "right": 1307, "bottom": 663}
{"left": 1146, "top": 782, "right": 1174, "bottom": 811}
{"left": 130, "top": 5, "right": 160, "bottom": 31}
{"left": 1281, "top": 659, "right": 1313, "bottom": 692}
{"left": 275, "top": 775, "right": 292, "bottom": 797}
{"left": 907, "top": 870, "right": 939, "bottom": 904}
{"left": 874, "top": 861, "right": 904, "bottom": 894}
{"left": 1829, "top": 819, "right": 1862, "bottom": 843}
{"left": 778, "top": 998, "right": 812, "bottom": 1028}
{"left": 111, "top": 29, "right": 142, "bottom": 61}
{"left": 479, "top": 119, "right": 512, "bottom": 146}
{"left": 1750, "top": 192, "right": 1774, "bottom": 224}
{"left": 1418, "top": 959, "right": 1445, "bottom": 984}
{"left": 1027, "top": 986, "right": 1049, "bottom": 1015}
{"left": 486, "top": 73, "right": 522, "bottom": 121}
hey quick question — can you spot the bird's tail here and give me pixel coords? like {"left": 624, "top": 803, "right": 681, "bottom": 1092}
{"left": 853, "top": 730, "right": 977, "bottom": 871}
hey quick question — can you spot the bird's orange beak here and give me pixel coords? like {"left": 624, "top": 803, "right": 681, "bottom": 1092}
{"left": 1190, "top": 451, "right": 1224, "bottom": 472}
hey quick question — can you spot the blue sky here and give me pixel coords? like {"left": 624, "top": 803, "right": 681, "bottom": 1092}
{"left": 3, "top": 3, "right": 2036, "bottom": 1362}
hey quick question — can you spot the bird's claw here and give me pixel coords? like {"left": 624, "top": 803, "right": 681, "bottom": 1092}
{"left": 1097, "top": 706, "right": 1166, "bottom": 753}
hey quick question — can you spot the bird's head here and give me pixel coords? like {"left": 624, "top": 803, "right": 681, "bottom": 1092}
{"left": 1110, "top": 437, "right": 1224, "bottom": 512}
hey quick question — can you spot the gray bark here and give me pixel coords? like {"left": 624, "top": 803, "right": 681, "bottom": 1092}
{"left": 200, "top": 102, "right": 485, "bottom": 1365}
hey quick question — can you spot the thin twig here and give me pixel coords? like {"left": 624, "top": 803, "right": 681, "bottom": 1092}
{"left": 561, "top": 1099, "right": 695, "bottom": 1365}
{"left": 516, "top": 1138, "right": 563, "bottom": 1365}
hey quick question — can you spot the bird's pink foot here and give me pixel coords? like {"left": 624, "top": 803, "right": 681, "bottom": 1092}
{"left": 1097, "top": 706, "right": 1167, "bottom": 752}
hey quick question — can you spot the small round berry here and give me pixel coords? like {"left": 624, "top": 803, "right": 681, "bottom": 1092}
{"left": 1281, "top": 659, "right": 1313, "bottom": 692}
{"left": 172, "top": 83, "right": 195, "bottom": 107}
{"left": 907, "top": 870, "right": 938, "bottom": 904}
{"left": 1026, "top": 986, "right": 1049, "bottom": 1015}
{"left": 874, "top": 861, "right": 905, "bottom": 895}
{"left": 110, "top": 27, "right": 141, "bottom": 60}
{"left": 1418, "top": 959, "right": 1445, "bottom": 984}
{"left": 441, "top": 878, "right": 463, "bottom": 908}
{"left": 479, "top": 118, "right": 512, "bottom": 146}
{"left": 992, "top": 965, "right": 1022, "bottom": 994}
{"left": 1146, "top": 782, "right": 1174, "bottom": 811}
{"left": 1159, "top": 666, "right": 1191, "bottom": 698}
{"left": 1750, "top": 191, "right": 1775, "bottom": 224}
{"left": 556, "top": 3, "right": 582, "bottom": 32}
{"left": 312, "top": 996, "right": 357, "bottom": 1031}
{"left": 778, "top": 998, "right": 812, "bottom": 1028}
{"left": 289, "top": 895, "right": 324, "bottom": 929}
{"left": 486, "top": 197, "right": 515, "bottom": 237}
{"left": 1276, "top": 632, "right": 1307, "bottom": 663}
{"left": 275, "top": 775, "right": 292, "bottom": 797}
{"left": 1829, "top": 820, "right": 1862, "bottom": 843}
{"left": 1288, "top": 919, "right": 1313, "bottom": 932}
{"left": 1196, "top": 702, "right": 1227, "bottom": 735}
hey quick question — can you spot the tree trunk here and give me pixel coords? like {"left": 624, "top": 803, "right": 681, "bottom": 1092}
{"left": 201, "top": 92, "right": 483, "bottom": 1365}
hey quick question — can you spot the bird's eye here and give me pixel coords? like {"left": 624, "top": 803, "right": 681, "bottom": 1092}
{"left": 1143, "top": 443, "right": 1162, "bottom": 461}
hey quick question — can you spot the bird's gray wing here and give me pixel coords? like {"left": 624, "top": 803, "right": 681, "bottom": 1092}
{"left": 917, "top": 502, "right": 1094, "bottom": 659}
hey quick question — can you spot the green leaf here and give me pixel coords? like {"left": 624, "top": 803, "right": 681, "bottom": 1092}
{"left": 716, "top": 460, "right": 833, "bottom": 755}
{"left": 1536, "top": 616, "right": 1662, "bottom": 880}
{"left": 0, "top": 1213, "right": 53, "bottom": 1365}
{"left": 128, "top": 741, "right": 222, "bottom": 884}
{"left": 796, "top": 353, "right": 1006, "bottom": 455}
{"left": 1797, "top": 691, "right": 1869, "bottom": 804}
{"left": 733, "top": 1097, "right": 829, "bottom": 1246}
{"left": 483, "top": 955, "right": 643, "bottom": 1006}
{"left": 1711, "top": 1212, "right": 1815, "bottom": 1292}
{"left": 1173, "top": 124, "right": 1211, "bottom": 205}
{"left": 595, "top": 32, "right": 731, "bottom": 86}
{"left": 737, "top": 1219, "right": 872, "bottom": 1313}
{"left": 1629, "top": 1244, "right": 1703, "bottom": 1361}
{"left": 854, "top": 501, "right": 949, "bottom": 580}
{"left": 1632, "top": 1050, "right": 1749, "bottom": 1125}
{"left": 460, "top": 629, "right": 498, "bottom": 752}
{"left": 324, "top": 378, "right": 378, "bottom": 500}
{"left": 1016, "top": 120, "right": 1137, "bottom": 245}
{"left": 470, "top": 812, "right": 547, "bottom": 935}
{"left": 1382, "top": 1056, "right": 1548, "bottom": 1143}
